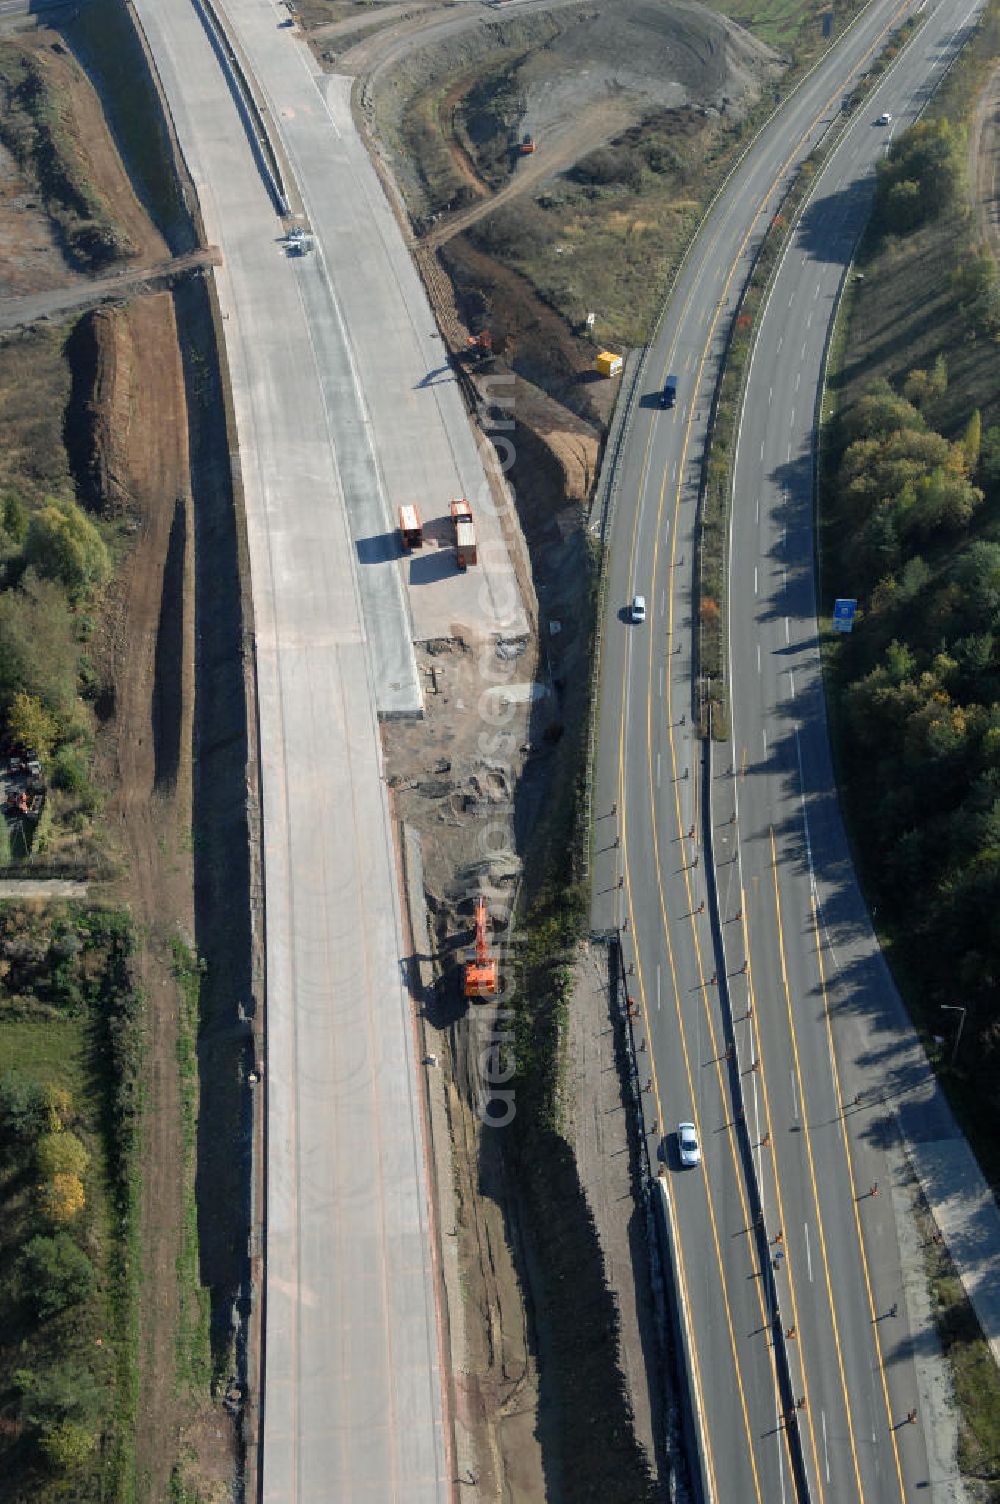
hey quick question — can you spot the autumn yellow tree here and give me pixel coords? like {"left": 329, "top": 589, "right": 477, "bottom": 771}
{"left": 38, "top": 1171, "right": 85, "bottom": 1223}
{"left": 35, "top": 1131, "right": 89, "bottom": 1180}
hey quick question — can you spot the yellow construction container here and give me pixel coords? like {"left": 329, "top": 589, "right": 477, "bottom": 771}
{"left": 596, "top": 350, "right": 623, "bottom": 378}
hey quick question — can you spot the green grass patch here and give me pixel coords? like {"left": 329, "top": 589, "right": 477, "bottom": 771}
{"left": 170, "top": 937, "right": 211, "bottom": 1396}
{"left": 710, "top": 0, "right": 858, "bottom": 56}
{"left": 923, "top": 1208, "right": 1000, "bottom": 1492}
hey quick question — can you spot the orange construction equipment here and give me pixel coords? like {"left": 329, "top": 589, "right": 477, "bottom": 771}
{"left": 450, "top": 498, "right": 477, "bottom": 569}
{"left": 464, "top": 897, "right": 498, "bottom": 1000}
{"left": 398, "top": 504, "right": 423, "bottom": 551}
{"left": 519, "top": 134, "right": 536, "bottom": 156}
{"left": 465, "top": 329, "right": 493, "bottom": 357}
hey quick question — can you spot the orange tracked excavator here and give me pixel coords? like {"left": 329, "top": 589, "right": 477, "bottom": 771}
{"left": 464, "top": 897, "right": 498, "bottom": 1000}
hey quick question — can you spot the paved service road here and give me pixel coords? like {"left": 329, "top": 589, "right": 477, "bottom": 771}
{"left": 593, "top": 1, "right": 986, "bottom": 1500}
{"left": 131, "top": 2, "right": 451, "bottom": 1500}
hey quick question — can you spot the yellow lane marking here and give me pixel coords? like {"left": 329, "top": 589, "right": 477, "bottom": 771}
{"left": 649, "top": 461, "right": 790, "bottom": 1493}
{"left": 770, "top": 830, "right": 864, "bottom": 1501}
{"left": 808, "top": 891, "right": 907, "bottom": 1502}
{"left": 742, "top": 898, "right": 826, "bottom": 1500}
{"left": 626, "top": 801, "right": 765, "bottom": 1504}
{"left": 609, "top": 8, "right": 919, "bottom": 1498}
{"left": 621, "top": 462, "right": 763, "bottom": 1501}
{"left": 623, "top": 868, "right": 721, "bottom": 1504}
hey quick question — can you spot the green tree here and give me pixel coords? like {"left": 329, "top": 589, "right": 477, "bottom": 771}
{"left": 0, "top": 1070, "right": 48, "bottom": 1150}
{"left": 18, "top": 1232, "right": 95, "bottom": 1320}
{"left": 875, "top": 118, "right": 961, "bottom": 231}
{"left": 885, "top": 639, "right": 917, "bottom": 684}
{"left": 903, "top": 467, "right": 982, "bottom": 539}
{"left": 35, "top": 1130, "right": 89, "bottom": 1180}
{"left": 0, "top": 572, "right": 79, "bottom": 718}
{"left": 902, "top": 368, "right": 933, "bottom": 408}
{"left": 952, "top": 251, "right": 1000, "bottom": 332}
{"left": 839, "top": 382, "right": 923, "bottom": 447}
{"left": 7, "top": 690, "right": 58, "bottom": 759}
{"left": 981, "top": 426, "right": 1000, "bottom": 496}
{"left": 39, "top": 1419, "right": 95, "bottom": 1473}
{"left": 883, "top": 178, "right": 922, "bottom": 232}
{"left": 963, "top": 409, "right": 982, "bottom": 471}
{"left": 15, "top": 1361, "right": 102, "bottom": 1429}
{"left": 952, "top": 541, "right": 1000, "bottom": 630}
{"left": 930, "top": 353, "right": 948, "bottom": 399}
{"left": 24, "top": 497, "right": 110, "bottom": 598}
{"left": 2, "top": 491, "right": 27, "bottom": 543}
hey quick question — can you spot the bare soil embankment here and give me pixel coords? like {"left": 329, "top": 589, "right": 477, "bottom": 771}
{"left": 355, "top": 0, "right": 779, "bottom": 518}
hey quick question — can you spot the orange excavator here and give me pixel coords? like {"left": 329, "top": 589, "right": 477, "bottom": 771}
{"left": 464, "top": 897, "right": 498, "bottom": 1000}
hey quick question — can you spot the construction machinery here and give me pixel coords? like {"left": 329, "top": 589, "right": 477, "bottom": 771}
{"left": 464, "top": 897, "right": 498, "bottom": 1000}
{"left": 519, "top": 133, "right": 536, "bottom": 156}
{"left": 450, "top": 498, "right": 477, "bottom": 569}
{"left": 398, "top": 504, "right": 424, "bottom": 551}
{"left": 465, "top": 329, "right": 493, "bottom": 359}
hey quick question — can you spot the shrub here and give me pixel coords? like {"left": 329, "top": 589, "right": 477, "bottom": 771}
{"left": 15, "top": 1360, "right": 101, "bottom": 1428}
{"left": 38, "top": 1169, "right": 85, "bottom": 1223}
{"left": 43, "top": 1083, "right": 71, "bottom": 1131}
{"left": 35, "top": 1129, "right": 89, "bottom": 1179}
{"left": 24, "top": 496, "right": 110, "bottom": 598}
{"left": 0, "top": 571, "right": 80, "bottom": 718}
{"left": 51, "top": 743, "right": 90, "bottom": 794}
{"left": 2, "top": 491, "right": 27, "bottom": 543}
{"left": 18, "top": 1232, "right": 95, "bottom": 1319}
{"left": 0, "top": 1069, "right": 48, "bottom": 1149}
{"left": 7, "top": 689, "right": 58, "bottom": 760}
{"left": 39, "top": 1418, "right": 95, "bottom": 1472}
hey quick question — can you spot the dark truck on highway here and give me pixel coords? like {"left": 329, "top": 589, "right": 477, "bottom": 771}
{"left": 661, "top": 374, "right": 678, "bottom": 409}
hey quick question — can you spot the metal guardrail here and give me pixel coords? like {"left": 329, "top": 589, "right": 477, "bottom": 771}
{"left": 190, "top": 0, "right": 291, "bottom": 215}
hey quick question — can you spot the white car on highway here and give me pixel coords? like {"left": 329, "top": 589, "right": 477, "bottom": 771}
{"left": 677, "top": 1122, "right": 701, "bottom": 1168}
{"left": 876, "top": 111, "right": 892, "bottom": 126}
{"left": 631, "top": 594, "right": 647, "bottom": 623}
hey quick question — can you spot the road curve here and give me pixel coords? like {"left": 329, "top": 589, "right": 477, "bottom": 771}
{"left": 726, "top": 3, "right": 989, "bottom": 1502}
{"left": 593, "top": 1, "right": 985, "bottom": 1500}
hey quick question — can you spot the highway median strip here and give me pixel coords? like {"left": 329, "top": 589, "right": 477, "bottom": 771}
{"left": 694, "top": 12, "right": 921, "bottom": 739}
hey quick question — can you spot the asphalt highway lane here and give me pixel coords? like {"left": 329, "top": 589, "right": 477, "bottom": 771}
{"left": 593, "top": 1, "right": 984, "bottom": 1499}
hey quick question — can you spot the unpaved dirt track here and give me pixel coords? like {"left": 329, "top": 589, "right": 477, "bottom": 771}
{"left": 970, "top": 58, "right": 1000, "bottom": 259}
{"left": 92, "top": 292, "right": 201, "bottom": 1504}
{"left": 422, "top": 96, "right": 641, "bottom": 248}
{"left": 0, "top": 247, "right": 220, "bottom": 330}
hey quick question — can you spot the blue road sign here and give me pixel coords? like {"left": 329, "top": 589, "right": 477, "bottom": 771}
{"left": 833, "top": 598, "right": 857, "bottom": 633}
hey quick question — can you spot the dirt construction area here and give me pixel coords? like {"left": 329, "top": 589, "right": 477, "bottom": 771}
{"left": 350, "top": 0, "right": 781, "bottom": 228}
